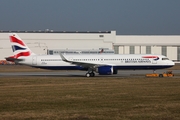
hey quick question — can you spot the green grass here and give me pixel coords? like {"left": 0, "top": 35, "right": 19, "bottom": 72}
{"left": 0, "top": 77, "right": 180, "bottom": 120}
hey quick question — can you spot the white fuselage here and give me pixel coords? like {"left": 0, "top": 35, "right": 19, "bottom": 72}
{"left": 18, "top": 54, "right": 175, "bottom": 70}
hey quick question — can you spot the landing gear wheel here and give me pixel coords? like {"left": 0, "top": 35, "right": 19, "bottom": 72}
{"left": 90, "top": 72, "right": 95, "bottom": 77}
{"left": 86, "top": 73, "right": 90, "bottom": 77}
{"left": 159, "top": 74, "right": 163, "bottom": 77}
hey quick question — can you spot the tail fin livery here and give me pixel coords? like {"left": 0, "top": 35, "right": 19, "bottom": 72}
{"left": 9, "top": 33, "right": 35, "bottom": 59}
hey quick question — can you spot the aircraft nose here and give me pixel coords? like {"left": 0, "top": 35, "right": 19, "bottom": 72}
{"left": 166, "top": 60, "right": 175, "bottom": 66}
{"left": 169, "top": 61, "right": 175, "bottom": 66}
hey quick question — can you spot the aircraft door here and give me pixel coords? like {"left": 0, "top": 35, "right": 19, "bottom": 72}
{"left": 152, "top": 60, "right": 157, "bottom": 64}
{"left": 32, "top": 56, "right": 37, "bottom": 65}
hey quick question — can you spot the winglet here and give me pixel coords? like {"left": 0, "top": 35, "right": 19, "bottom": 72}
{"left": 59, "top": 52, "right": 68, "bottom": 62}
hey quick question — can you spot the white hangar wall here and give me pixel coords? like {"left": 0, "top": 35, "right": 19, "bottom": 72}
{"left": 115, "top": 35, "right": 180, "bottom": 61}
{"left": 0, "top": 31, "right": 116, "bottom": 60}
{"left": 1, "top": 31, "right": 180, "bottom": 61}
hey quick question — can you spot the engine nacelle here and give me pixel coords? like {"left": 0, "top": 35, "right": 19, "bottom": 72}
{"left": 96, "top": 66, "right": 113, "bottom": 75}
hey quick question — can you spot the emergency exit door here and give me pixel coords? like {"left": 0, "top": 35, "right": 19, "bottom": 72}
{"left": 32, "top": 56, "right": 37, "bottom": 65}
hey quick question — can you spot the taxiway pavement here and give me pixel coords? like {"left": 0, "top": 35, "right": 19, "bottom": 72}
{"left": 0, "top": 70, "right": 179, "bottom": 77}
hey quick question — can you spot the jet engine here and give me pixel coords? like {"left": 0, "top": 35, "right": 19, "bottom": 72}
{"left": 96, "top": 66, "right": 114, "bottom": 75}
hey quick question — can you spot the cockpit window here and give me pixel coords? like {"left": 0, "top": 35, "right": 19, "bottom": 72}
{"left": 162, "top": 58, "right": 169, "bottom": 60}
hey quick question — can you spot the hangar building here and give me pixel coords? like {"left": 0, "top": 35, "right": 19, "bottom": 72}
{"left": 0, "top": 30, "right": 180, "bottom": 62}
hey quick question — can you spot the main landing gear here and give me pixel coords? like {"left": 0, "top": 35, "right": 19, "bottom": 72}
{"left": 86, "top": 72, "right": 95, "bottom": 77}
{"left": 85, "top": 68, "right": 95, "bottom": 77}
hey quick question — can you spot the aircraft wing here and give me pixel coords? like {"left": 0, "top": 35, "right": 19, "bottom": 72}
{"left": 60, "top": 53, "right": 114, "bottom": 68}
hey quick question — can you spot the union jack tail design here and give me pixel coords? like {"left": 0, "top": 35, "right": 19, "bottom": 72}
{"left": 9, "top": 33, "right": 35, "bottom": 59}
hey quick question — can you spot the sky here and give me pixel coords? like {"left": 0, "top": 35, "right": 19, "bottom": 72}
{"left": 0, "top": 0, "right": 180, "bottom": 35}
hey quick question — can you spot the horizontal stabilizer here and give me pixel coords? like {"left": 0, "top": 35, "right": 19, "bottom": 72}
{"left": 5, "top": 57, "right": 24, "bottom": 62}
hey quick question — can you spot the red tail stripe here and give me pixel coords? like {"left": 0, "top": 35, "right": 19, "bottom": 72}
{"left": 10, "top": 36, "right": 25, "bottom": 46}
{"left": 15, "top": 51, "right": 30, "bottom": 58}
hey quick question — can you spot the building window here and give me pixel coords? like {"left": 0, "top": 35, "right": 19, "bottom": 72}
{"left": 146, "top": 46, "right": 151, "bottom": 54}
{"left": 114, "top": 46, "right": 119, "bottom": 54}
{"left": 177, "top": 46, "right": 180, "bottom": 61}
{"left": 162, "top": 46, "right": 167, "bottom": 56}
{"left": 129, "top": 46, "right": 135, "bottom": 54}
{"left": 48, "top": 50, "right": 53, "bottom": 55}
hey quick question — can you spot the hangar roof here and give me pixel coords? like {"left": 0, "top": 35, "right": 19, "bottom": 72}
{"left": 0, "top": 30, "right": 111, "bottom": 33}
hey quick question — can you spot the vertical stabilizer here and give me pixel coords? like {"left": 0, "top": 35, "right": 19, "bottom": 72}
{"left": 9, "top": 33, "right": 35, "bottom": 59}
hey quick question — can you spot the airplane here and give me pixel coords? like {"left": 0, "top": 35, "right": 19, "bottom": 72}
{"left": 5, "top": 33, "right": 175, "bottom": 77}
